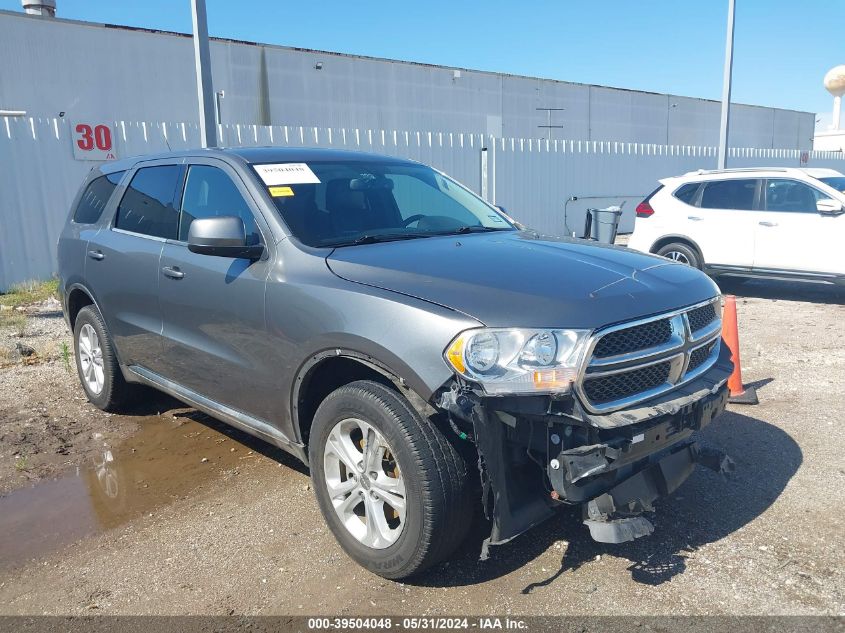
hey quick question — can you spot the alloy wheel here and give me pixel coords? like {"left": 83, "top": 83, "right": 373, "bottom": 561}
{"left": 322, "top": 417, "right": 407, "bottom": 549}
{"left": 78, "top": 323, "right": 105, "bottom": 395}
{"left": 664, "top": 250, "right": 691, "bottom": 265}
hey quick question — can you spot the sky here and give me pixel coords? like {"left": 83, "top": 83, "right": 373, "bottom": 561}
{"left": 3, "top": 0, "right": 843, "bottom": 121}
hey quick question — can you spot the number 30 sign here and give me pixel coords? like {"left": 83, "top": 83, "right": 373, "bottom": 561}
{"left": 72, "top": 122, "right": 118, "bottom": 161}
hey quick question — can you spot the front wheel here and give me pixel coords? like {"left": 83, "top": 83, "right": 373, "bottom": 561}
{"left": 308, "top": 380, "right": 472, "bottom": 579}
{"left": 655, "top": 242, "right": 702, "bottom": 269}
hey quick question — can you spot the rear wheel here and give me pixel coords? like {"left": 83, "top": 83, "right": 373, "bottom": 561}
{"left": 656, "top": 242, "right": 702, "bottom": 269}
{"left": 73, "top": 306, "right": 137, "bottom": 411}
{"left": 308, "top": 380, "right": 472, "bottom": 579}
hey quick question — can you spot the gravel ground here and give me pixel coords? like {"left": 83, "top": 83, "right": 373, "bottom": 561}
{"left": 0, "top": 278, "right": 843, "bottom": 616}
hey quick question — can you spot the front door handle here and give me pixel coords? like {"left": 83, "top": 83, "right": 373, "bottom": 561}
{"left": 87, "top": 250, "right": 105, "bottom": 261}
{"left": 161, "top": 266, "right": 185, "bottom": 280}
{"left": 758, "top": 221, "right": 778, "bottom": 227}
{"left": 687, "top": 216, "right": 703, "bottom": 221}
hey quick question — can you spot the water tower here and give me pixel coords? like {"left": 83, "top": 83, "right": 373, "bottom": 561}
{"left": 824, "top": 65, "right": 845, "bottom": 130}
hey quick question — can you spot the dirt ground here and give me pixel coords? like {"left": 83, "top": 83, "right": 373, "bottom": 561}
{"left": 0, "top": 278, "right": 843, "bottom": 616}
{"left": 0, "top": 299, "right": 142, "bottom": 495}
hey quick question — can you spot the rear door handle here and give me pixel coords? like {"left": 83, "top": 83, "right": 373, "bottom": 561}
{"left": 687, "top": 216, "right": 703, "bottom": 221}
{"left": 758, "top": 221, "right": 778, "bottom": 227}
{"left": 161, "top": 266, "right": 185, "bottom": 280}
{"left": 87, "top": 250, "right": 105, "bottom": 261}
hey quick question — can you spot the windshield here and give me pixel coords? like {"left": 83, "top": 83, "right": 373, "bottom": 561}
{"left": 819, "top": 176, "right": 845, "bottom": 194}
{"left": 253, "top": 161, "right": 514, "bottom": 247}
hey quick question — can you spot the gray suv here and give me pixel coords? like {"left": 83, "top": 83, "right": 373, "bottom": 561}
{"left": 58, "top": 148, "right": 733, "bottom": 579}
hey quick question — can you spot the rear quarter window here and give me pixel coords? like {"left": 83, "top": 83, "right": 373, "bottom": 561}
{"left": 672, "top": 183, "right": 700, "bottom": 206}
{"left": 72, "top": 171, "right": 125, "bottom": 224}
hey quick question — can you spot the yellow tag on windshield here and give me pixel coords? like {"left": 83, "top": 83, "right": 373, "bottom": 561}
{"left": 269, "top": 186, "right": 294, "bottom": 197}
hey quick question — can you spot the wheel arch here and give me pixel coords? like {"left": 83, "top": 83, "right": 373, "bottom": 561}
{"left": 292, "top": 350, "right": 440, "bottom": 449}
{"left": 66, "top": 284, "right": 98, "bottom": 330}
{"left": 649, "top": 234, "right": 705, "bottom": 264}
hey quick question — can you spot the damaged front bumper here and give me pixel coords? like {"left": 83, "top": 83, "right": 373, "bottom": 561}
{"left": 437, "top": 342, "right": 734, "bottom": 555}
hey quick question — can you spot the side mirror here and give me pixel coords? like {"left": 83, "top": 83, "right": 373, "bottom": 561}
{"left": 816, "top": 198, "right": 844, "bottom": 215}
{"left": 187, "top": 216, "right": 264, "bottom": 259}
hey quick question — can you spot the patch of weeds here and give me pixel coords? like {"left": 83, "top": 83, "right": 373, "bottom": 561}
{"left": 15, "top": 315, "right": 29, "bottom": 337}
{"left": 0, "top": 313, "right": 29, "bottom": 334}
{"left": 0, "top": 278, "right": 59, "bottom": 309}
{"left": 61, "top": 341, "right": 72, "bottom": 373}
{"left": 15, "top": 455, "right": 30, "bottom": 472}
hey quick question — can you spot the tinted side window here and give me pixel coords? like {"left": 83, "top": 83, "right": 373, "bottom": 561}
{"left": 115, "top": 166, "right": 181, "bottom": 239}
{"left": 73, "top": 171, "right": 125, "bottom": 224}
{"left": 764, "top": 179, "right": 823, "bottom": 213}
{"left": 179, "top": 165, "right": 260, "bottom": 244}
{"left": 700, "top": 179, "right": 757, "bottom": 211}
{"left": 673, "top": 183, "right": 699, "bottom": 206}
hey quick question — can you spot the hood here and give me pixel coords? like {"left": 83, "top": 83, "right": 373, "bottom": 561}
{"left": 326, "top": 231, "right": 720, "bottom": 329}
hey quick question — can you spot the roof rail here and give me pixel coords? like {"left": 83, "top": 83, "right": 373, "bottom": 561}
{"left": 692, "top": 167, "right": 791, "bottom": 175}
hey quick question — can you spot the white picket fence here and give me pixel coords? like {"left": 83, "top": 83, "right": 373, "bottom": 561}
{"left": 2, "top": 116, "right": 844, "bottom": 290}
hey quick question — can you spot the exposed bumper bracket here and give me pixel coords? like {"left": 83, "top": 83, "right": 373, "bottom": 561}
{"left": 579, "top": 440, "right": 734, "bottom": 544}
{"left": 584, "top": 516, "right": 655, "bottom": 544}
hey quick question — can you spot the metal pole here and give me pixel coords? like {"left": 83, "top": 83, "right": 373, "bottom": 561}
{"left": 717, "top": 0, "right": 736, "bottom": 169}
{"left": 215, "top": 90, "right": 225, "bottom": 125}
{"left": 480, "top": 147, "right": 489, "bottom": 201}
{"left": 191, "top": 0, "right": 217, "bottom": 148}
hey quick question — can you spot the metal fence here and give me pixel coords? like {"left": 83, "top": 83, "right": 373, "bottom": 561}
{"left": 2, "top": 116, "right": 845, "bottom": 290}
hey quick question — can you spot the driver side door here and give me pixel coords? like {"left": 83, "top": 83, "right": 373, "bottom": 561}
{"left": 753, "top": 178, "right": 843, "bottom": 275}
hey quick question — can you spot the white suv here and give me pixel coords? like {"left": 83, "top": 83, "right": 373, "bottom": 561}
{"left": 628, "top": 168, "right": 845, "bottom": 284}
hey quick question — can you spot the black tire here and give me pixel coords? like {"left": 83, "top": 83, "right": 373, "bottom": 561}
{"left": 308, "top": 380, "right": 473, "bottom": 580}
{"left": 73, "top": 305, "right": 136, "bottom": 411}
{"left": 655, "top": 242, "right": 702, "bottom": 269}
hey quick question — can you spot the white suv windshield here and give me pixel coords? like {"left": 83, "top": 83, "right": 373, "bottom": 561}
{"left": 257, "top": 161, "right": 514, "bottom": 247}
{"left": 819, "top": 176, "right": 845, "bottom": 194}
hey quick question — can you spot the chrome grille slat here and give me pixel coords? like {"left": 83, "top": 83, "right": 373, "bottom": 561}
{"left": 583, "top": 360, "right": 672, "bottom": 404}
{"left": 592, "top": 319, "right": 672, "bottom": 358}
{"left": 576, "top": 298, "right": 722, "bottom": 414}
{"left": 687, "top": 340, "right": 717, "bottom": 373}
{"left": 687, "top": 302, "right": 718, "bottom": 332}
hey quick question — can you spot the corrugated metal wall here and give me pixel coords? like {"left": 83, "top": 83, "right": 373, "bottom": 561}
{"left": 0, "top": 10, "right": 816, "bottom": 148}
{"left": 492, "top": 140, "right": 845, "bottom": 236}
{"left": 2, "top": 116, "right": 844, "bottom": 291}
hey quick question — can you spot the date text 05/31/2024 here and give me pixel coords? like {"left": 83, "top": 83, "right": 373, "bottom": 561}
{"left": 306, "top": 617, "right": 529, "bottom": 630}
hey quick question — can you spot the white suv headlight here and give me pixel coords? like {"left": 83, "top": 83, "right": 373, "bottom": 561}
{"left": 444, "top": 328, "right": 591, "bottom": 395}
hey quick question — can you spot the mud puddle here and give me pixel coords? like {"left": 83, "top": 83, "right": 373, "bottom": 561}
{"left": 0, "top": 410, "right": 261, "bottom": 572}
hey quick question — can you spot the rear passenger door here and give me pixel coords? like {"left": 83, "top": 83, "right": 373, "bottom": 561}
{"left": 157, "top": 159, "right": 275, "bottom": 420}
{"left": 84, "top": 160, "right": 182, "bottom": 371}
{"left": 687, "top": 178, "right": 762, "bottom": 267}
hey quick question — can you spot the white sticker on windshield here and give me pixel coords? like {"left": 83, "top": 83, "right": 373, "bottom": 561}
{"left": 254, "top": 163, "right": 321, "bottom": 186}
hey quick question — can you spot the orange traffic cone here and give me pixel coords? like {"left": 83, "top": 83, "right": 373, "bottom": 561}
{"left": 721, "top": 295, "right": 758, "bottom": 405}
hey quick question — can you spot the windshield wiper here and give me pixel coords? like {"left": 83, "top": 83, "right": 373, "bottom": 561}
{"left": 330, "top": 233, "right": 434, "bottom": 247}
{"left": 444, "top": 225, "right": 512, "bottom": 235}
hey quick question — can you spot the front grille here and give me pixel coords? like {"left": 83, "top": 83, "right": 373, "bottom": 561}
{"left": 577, "top": 299, "right": 722, "bottom": 413}
{"left": 592, "top": 318, "right": 672, "bottom": 358}
{"left": 687, "top": 302, "right": 717, "bottom": 332}
{"left": 687, "top": 340, "right": 717, "bottom": 373}
{"left": 583, "top": 361, "right": 672, "bottom": 404}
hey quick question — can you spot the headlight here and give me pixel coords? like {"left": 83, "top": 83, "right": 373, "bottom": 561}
{"left": 444, "top": 328, "right": 591, "bottom": 395}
